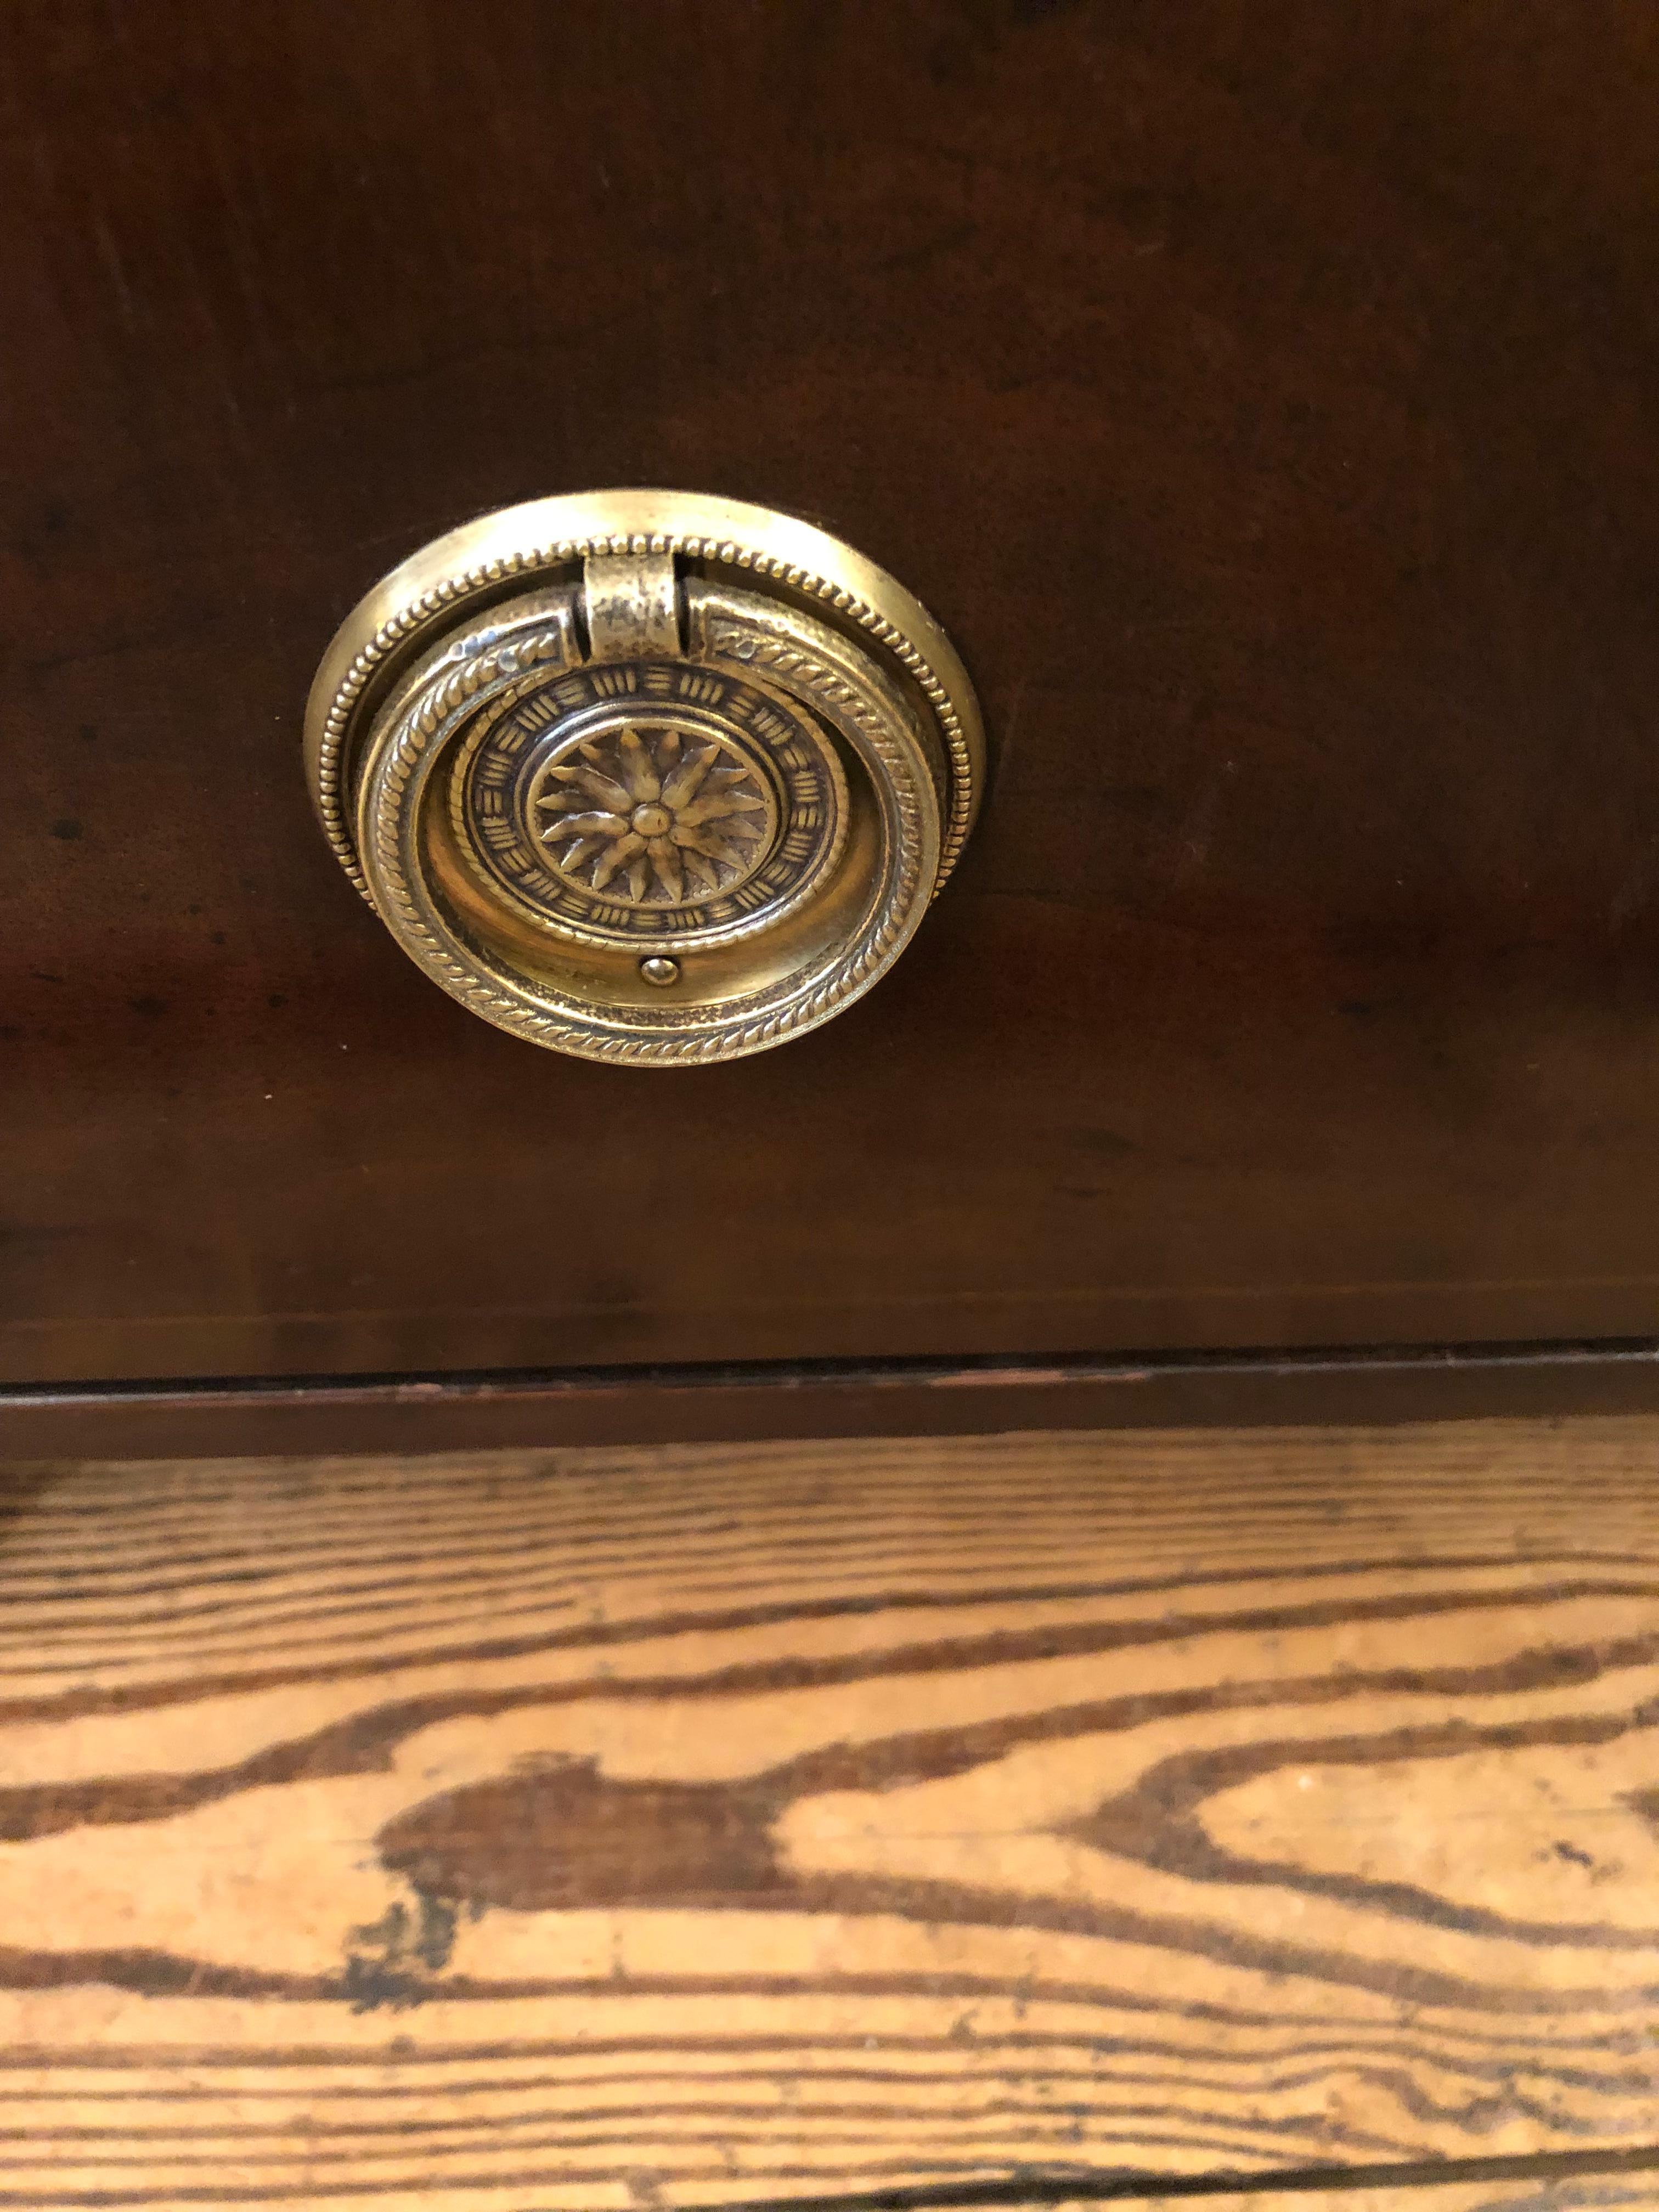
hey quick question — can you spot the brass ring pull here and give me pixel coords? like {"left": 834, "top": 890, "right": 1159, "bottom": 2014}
{"left": 304, "top": 492, "right": 983, "bottom": 1066}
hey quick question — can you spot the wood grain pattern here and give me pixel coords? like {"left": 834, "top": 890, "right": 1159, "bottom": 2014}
{"left": 1132, "top": 2187, "right": 1659, "bottom": 2210}
{"left": 5, "top": 1418, "right": 1659, "bottom": 2205}
{"left": 12, "top": 1, "right": 1659, "bottom": 1382}
{"left": 1131, "top": 2189, "right": 1659, "bottom": 2212}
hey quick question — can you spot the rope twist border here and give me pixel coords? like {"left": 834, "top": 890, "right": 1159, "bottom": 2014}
{"left": 317, "top": 529, "right": 974, "bottom": 901}
{"left": 360, "top": 596, "right": 933, "bottom": 1066}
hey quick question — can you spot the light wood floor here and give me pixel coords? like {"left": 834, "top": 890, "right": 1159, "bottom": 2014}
{"left": 4, "top": 1418, "right": 1659, "bottom": 2208}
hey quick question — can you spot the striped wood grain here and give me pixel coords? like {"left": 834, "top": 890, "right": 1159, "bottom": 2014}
{"left": 1130, "top": 2185, "right": 1659, "bottom": 2210}
{"left": 4, "top": 1419, "right": 1659, "bottom": 2205}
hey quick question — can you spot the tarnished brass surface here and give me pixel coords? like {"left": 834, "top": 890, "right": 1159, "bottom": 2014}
{"left": 304, "top": 492, "right": 983, "bottom": 1065}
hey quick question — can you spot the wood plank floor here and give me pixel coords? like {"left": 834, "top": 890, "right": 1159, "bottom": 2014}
{"left": 3, "top": 1418, "right": 1659, "bottom": 2207}
{"left": 1137, "top": 2186, "right": 1659, "bottom": 2209}
{"left": 1136, "top": 2189, "right": 1659, "bottom": 2210}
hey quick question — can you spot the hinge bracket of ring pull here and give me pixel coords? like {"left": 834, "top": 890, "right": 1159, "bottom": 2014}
{"left": 583, "top": 551, "right": 680, "bottom": 663}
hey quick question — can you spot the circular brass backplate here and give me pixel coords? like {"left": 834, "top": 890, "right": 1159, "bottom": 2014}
{"left": 304, "top": 491, "right": 983, "bottom": 1065}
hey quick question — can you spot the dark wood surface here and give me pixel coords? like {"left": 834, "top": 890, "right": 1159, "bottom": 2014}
{"left": 7, "top": 1417, "right": 1659, "bottom": 2204}
{"left": 8, "top": 2, "right": 1659, "bottom": 1386}
{"left": 13, "top": 1341, "right": 1659, "bottom": 1467}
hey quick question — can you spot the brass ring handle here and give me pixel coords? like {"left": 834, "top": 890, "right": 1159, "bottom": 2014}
{"left": 304, "top": 491, "right": 983, "bottom": 1065}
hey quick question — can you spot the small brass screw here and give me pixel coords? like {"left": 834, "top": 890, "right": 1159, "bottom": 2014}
{"left": 639, "top": 956, "right": 681, "bottom": 988}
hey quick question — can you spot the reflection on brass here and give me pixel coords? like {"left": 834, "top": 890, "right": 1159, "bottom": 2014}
{"left": 304, "top": 492, "right": 983, "bottom": 1065}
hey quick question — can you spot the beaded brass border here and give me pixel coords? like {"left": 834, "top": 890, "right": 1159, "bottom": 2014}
{"left": 305, "top": 491, "right": 983, "bottom": 901}
{"left": 357, "top": 583, "right": 938, "bottom": 1064}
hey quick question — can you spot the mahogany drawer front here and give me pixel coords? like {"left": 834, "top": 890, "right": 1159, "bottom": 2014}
{"left": 7, "top": 3, "right": 1659, "bottom": 1392}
